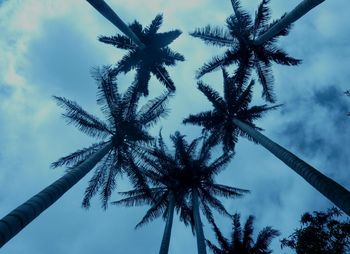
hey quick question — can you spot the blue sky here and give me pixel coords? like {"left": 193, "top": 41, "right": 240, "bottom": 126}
{"left": 0, "top": 0, "right": 349, "bottom": 253}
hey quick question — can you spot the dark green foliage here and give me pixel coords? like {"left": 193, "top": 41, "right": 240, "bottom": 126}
{"left": 190, "top": 0, "right": 301, "bottom": 102}
{"left": 281, "top": 208, "right": 350, "bottom": 254}
{"left": 113, "top": 131, "right": 249, "bottom": 230}
{"left": 183, "top": 68, "right": 280, "bottom": 152}
{"left": 52, "top": 67, "right": 171, "bottom": 209}
{"left": 99, "top": 14, "right": 184, "bottom": 96}
{"left": 206, "top": 213, "right": 280, "bottom": 254}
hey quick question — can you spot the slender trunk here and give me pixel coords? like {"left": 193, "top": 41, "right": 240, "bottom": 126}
{"left": 86, "top": 0, "right": 145, "bottom": 48}
{"left": 158, "top": 191, "right": 175, "bottom": 254}
{"left": 254, "top": 0, "right": 325, "bottom": 45}
{"left": 0, "top": 142, "right": 112, "bottom": 248}
{"left": 192, "top": 188, "right": 207, "bottom": 254}
{"left": 232, "top": 118, "right": 350, "bottom": 216}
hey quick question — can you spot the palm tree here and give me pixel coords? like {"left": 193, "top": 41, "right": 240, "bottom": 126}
{"left": 190, "top": 0, "right": 301, "bottom": 102}
{"left": 253, "top": 0, "right": 325, "bottom": 45}
{"left": 87, "top": 0, "right": 184, "bottom": 96}
{"left": 206, "top": 213, "right": 280, "bottom": 254}
{"left": 183, "top": 69, "right": 350, "bottom": 216}
{"left": 0, "top": 67, "right": 171, "bottom": 247}
{"left": 114, "top": 131, "right": 249, "bottom": 254}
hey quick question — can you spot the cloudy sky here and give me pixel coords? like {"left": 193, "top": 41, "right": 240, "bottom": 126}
{"left": 0, "top": 0, "right": 349, "bottom": 253}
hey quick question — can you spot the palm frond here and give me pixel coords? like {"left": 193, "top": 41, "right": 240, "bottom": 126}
{"left": 210, "top": 184, "right": 250, "bottom": 198}
{"left": 253, "top": 0, "right": 271, "bottom": 36}
{"left": 255, "top": 60, "right": 275, "bottom": 103}
{"left": 159, "top": 47, "right": 185, "bottom": 66}
{"left": 51, "top": 141, "right": 108, "bottom": 168}
{"left": 230, "top": 0, "right": 253, "bottom": 32}
{"left": 196, "top": 54, "right": 228, "bottom": 79}
{"left": 98, "top": 34, "right": 136, "bottom": 50}
{"left": 53, "top": 96, "right": 111, "bottom": 138}
{"left": 137, "top": 91, "right": 171, "bottom": 126}
{"left": 199, "top": 189, "right": 231, "bottom": 218}
{"left": 253, "top": 226, "right": 280, "bottom": 252}
{"left": 232, "top": 213, "right": 243, "bottom": 248}
{"left": 183, "top": 111, "right": 221, "bottom": 128}
{"left": 133, "top": 66, "right": 151, "bottom": 96}
{"left": 210, "top": 219, "right": 230, "bottom": 251}
{"left": 190, "top": 25, "right": 233, "bottom": 47}
{"left": 135, "top": 193, "right": 168, "bottom": 228}
{"left": 197, "top": 81, "right": 226, "bottom": 112}
{"left": 129, "top": 20, "right": 144, "bottom": 39}
{"left": 144, "top": 14, "right": 163, "bottom": 35}
{"left": 266, "top": 47, "right": 302, "bottom": 66}
{"left": 206, "top": 240, "right": 224, "bottom": 254}
{"left": 232, "top": 80, "right": 255, "bottom": 113}
{"left": 242, "top": 215, "right": 254, "bottom": 249}
{"left": 82, "top": 150, "right": 113, "bottom": 208}
{"left": 100, "top": 156, "right": 120, "bottom": 210}
{"left": 115, "top": 51, "right": 141, "bottom": 74}
{"left": 153, "top": 30, "right": 182, "bottom": 48}
{"left": 152, "top": 65, "right": 175, "bottom": 91}
{"left": 91, "top": 66, "right": 121, "bottom": 122}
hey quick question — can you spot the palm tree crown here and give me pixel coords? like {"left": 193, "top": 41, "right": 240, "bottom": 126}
{"left": 183, "top": 69, "right": 280, "bottom": 152}
{"left": 52, "top": 67, "right": 171, "bottom": 209}
{"left": 99, "top": 14, "right": 185, "bottom": 96}
{"left": 190, "top": 0, "right": 301, "bottom": 102}
{"left": 206, "top": 213, "right": 280, "bottom": 254}
{"left": 115, "top": 131, "right": 249, "bottom": 226}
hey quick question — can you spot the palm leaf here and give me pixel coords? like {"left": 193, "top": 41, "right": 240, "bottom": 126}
{"left": 144, "top": 14, "right": 163, "bottom": 35}
{"left": 53, "top": 96, "right": 111, "bottom": 138}
{"left": 98, "top": 34, "right": 136, "bottom": 50}
{"left": 190, "top": 25, "right": 233, "bottom": 47}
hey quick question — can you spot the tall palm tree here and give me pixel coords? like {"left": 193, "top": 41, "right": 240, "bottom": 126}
{"left": 191, "top": 0, "right": 301, "bottom": 102}
{"left": 87, "top": 0, "right": 184, "bottom": 96}
{"left": 114, "top": 131, "right": 249, "bottom": 254}
{"left": 0, "top": 67, "right": 171, "bottom": 248}
{"left": 183, "top": 69, "right": 350, "bottom": 216}
{"left": 206, "top": 213, "right": 280, "bottom": 254}
{"left": 253, "top": 0, "right": 325, "bottom": 45}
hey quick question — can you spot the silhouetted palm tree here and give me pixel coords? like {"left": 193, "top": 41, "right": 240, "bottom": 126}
{"left": 114, "top": 131, "right": 249, "bottom": 254}
{"left": 52, "top": 67, "right": 171, "bottom": 209}
{"left": 191, "top": 0, "right": 301, "bottom": 102}
{"left": 183, "top": 69, "right": 350, "bottom": 216}
{"left": 206, "top": 213, "right": 280, "bottom": 254}
{"left": 0, "top": 67, "right": 171, "bottom": 247}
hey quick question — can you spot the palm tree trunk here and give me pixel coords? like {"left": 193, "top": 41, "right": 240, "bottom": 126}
{"left": 159, "top": 191, "right": 175, "bottom": 254}
{"left": 232, "top": 118, "right": 350, "bottom": 216}
{"left": 86, "top": 0, "right": 145, "bottom": 48}
{"left": 254, "top": 0, "right": 325, "bottom": 45}
{"left": 192, "top": 188, "right": 207, "bottom": 254}
{"left": 0, "top": 142, "right": 112, "bottom": 248}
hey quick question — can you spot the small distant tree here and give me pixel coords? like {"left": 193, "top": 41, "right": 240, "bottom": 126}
{"left": 281, "top": 207, "right": 350, "bottom": 254}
